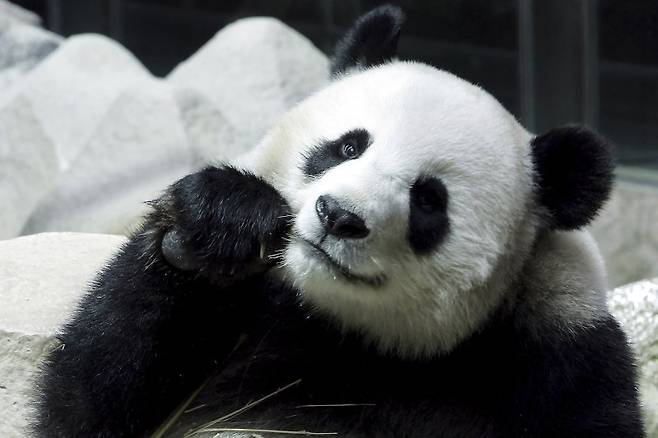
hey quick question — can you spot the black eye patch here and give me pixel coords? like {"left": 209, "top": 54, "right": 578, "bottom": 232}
{"left": 303, "top": 129, "right": 371, "bottom": 178}
{"left": 408, "top": 176, "right": 450, "bottom": 254}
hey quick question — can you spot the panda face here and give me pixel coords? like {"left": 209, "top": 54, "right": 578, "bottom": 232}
{"left": 237, "top": 5, "right": 614, "bottom": 357}
{"left": 246, "top": 62, "right": 540, "bottom": 356}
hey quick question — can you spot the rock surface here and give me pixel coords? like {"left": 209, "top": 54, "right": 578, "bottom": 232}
{"left": 0, "top": 233, "right": 126, "bottom": 438}
{"left": 0, "top": 13, "right": 60, "bottom": 90}
{"left": 609, "top": 277, "right": 658, "bottom": 437}
{"left": 168, "top": 17, "right": 329, "bottom": 154}
{"left": 174, "top": 87, "right": 240, "bottom": 168}
{"left": 0, "top": 33, "right": 155, "bottom": 239}
{"left": 0, "top": 96, "right": 57, "bottom": 239}
{"left": 0, "top": 0, "right": 40, "bottom": 26}
{"left": 1, "top": 34, "right": 150, "bottom": 170}
{"left": 23, "top": 80, "right": 194, "bottom": 236}
{"left": 591, "top": 181, "right": 658, "bottom": 287}
{"left": 0, "top": 17, "right": 329, "bottom": 239}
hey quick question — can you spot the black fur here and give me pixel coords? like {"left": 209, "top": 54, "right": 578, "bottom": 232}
{"left": 531, "top": 125, "right": 615, "bottom": 230}
{"left": 163, "top": 166, "right": 291, "bottom": 273}
{"left": 408, "top": 176, "right": 450, "bottom": 254}
{"left": 191, "top": 297, "right": 642, "bottom": 438}
{"left": 331, "top": 5, "right": 405, "bottom": 76}
{"left": 33, "top": 166, "right": 290, "bottom": 437}
{"left": 34, "top": 165, "right": 644, "bottom": 438}
{"left": 303, "top": 128, "right": 371, "bottom": 178}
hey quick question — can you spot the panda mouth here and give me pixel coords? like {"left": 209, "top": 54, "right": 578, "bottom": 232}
{"left": 299, "top": 238, "right": 386, "bottom": 288}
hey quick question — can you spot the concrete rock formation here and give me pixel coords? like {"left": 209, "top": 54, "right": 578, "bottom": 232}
{"left": 0, "top": 97, "right": 57, "bottom": 239}
{"left": 609, "top": 277, "right": 658, "bottom": 437}
{"left": 22, "top": 80, "right": 194, "bottom": 236}
{"left": 0, "top": 16, "right": 328, "bottom": 239}
{"left": 0, "top": 0, "right": 40, "bottom": 26}
{"left": 1, "top": 34, "right": 151, "bottom": 170}
{"left": 591, "top": 181, "right": 658, "bottom": 287}
{"left": 0, "top": 15, "right": 59, "bottom": 90}
{"left": 0, "top": 233, "right": 126, "bottom": 438}
{"left": 168, "top": 17, "right": 329, "bottom": 154}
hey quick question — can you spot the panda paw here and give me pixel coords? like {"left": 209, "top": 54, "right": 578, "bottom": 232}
{"left": 153, "top": 166, "right": 291, "bottom": 283}
{"left": 161, "top": 227, "right": 274, "bottom": 283}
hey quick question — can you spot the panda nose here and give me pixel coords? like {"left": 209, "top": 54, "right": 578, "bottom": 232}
{"left": 315, "top": 195, "right": 370, "bottom": 239}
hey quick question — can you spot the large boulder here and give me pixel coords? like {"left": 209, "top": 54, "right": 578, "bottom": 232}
{"left": 0, "top": 7, "right": 59, "bottom": 236}
{"left": 168, "top": 17, "right": 329, "bottom": 155}
{"left": 591, "top": 181, "right": 658, "bottom": 287}
{"left": 0, "top": 34, "right": 153, "bottom": 238}
{"left": 609, "top": 278, "right": 658, "bottom": 437}
{"left": 0, "top": 233, "right": 126, "bottom": 437}
{"left": 0, "top": 34, "right": 150, "bottom": 170}
{"left": 23, "top": 80, "right": 194, "bottom": 236}
{"left": 0, "top": 13, "right": 60, "bottom": 90}
{"left": 0, "top": 0, "right": 40, "bottom": 26}
{"left": 1, "top": 18, "right": 329, "bottom": 239}
{"left": 0, "top": 96, "right": 57, "bottom": 239}
{"left": 174, "top": 87, "right": 240, "bottom": 168}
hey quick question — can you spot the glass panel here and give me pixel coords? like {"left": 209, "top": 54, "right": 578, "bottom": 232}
{"left": 599, "top": 0, "right": 658, "bottom": 170}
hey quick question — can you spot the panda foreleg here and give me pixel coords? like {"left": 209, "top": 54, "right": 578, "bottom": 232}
{"left": 33, "top": 166, "right": 290, "bottom": 438}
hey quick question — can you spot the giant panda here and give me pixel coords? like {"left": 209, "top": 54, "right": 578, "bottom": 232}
{"left": 35, "top": 6, "right": 644, "bottom": 438}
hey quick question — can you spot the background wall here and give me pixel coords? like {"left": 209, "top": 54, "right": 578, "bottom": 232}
{"left": 12, "top": 0, "right": 658, "bottom": 171}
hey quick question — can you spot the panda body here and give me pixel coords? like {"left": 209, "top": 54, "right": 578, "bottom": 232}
{"left": 151, "top": 229, "right": 626, "bottom": 438}
{"left": 35, "top": 6, "right": 644, "bottom": 438}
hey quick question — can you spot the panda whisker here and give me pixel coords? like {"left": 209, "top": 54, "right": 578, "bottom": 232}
{"left": 369, "top": 255, "right": 385, "bottom": 271}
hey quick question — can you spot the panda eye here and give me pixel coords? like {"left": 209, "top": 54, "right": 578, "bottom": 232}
{"left": 340, "top": 141, "right": 359, "bottom": 159}
{"left": 302, "top": 128, "right": 371, "bottom": 178}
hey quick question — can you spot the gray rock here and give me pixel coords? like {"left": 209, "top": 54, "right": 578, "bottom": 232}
{"left": 609, "top": 278, "right": 658, "bottom": 437}
{"left": 1, "top": 34, "right": 150, "bottom": 170}
{"left": 0, "top": 0, "right": 41, "bottom": 26}
{"left": 10, "top": 19, "right": 330, "bottom": 237}
{"left": 0, "top": 14, "right": 61, "bottom": 90}
{"left": 0, "top": 96, "right": 57, "bottom": 239}
{"left": 175, "top": 87, "right": 239, "bottom": 168}
{"left": 23, "top": 80, "right": 194, "bottom": 236}
{"left": 0, "top": 232, "right": 125, "bottom": 438}
{"left": 591, "top": 181, "right": 658, "bottom": 287}
{"left": 168, "top": 17, "right": 329, "bottom": 155}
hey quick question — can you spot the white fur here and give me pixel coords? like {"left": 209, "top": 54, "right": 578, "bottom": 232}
{"left": 516, "top": 230, "right": 609, "bottom": 336}
{"left": 237, "top": 61, "right": 607, "bottom": 357}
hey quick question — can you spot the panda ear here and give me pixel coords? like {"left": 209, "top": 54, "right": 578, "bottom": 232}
{"left": 331, "top": 5, "right": 405, "bottom": 77}
{"left": 531, "top": 125, "right": 614, "bottom": 230}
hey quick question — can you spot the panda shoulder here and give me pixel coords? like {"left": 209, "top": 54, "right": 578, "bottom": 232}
{"left": 513, "top": 229, "right": 612, "bottom": 338}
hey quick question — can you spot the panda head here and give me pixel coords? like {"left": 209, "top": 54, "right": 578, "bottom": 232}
{"left": 247, "top": 6, "right": 613, "bottom": 357}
